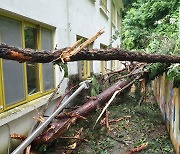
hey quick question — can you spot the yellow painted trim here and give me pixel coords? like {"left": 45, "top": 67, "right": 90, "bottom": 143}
{"left": 101, "top": 0, "right": 108, "bottom": 13}
{"left": 111, "top": 60, "right": 115, "bottom": 70}
{"left": 4, "top": 89, "right": 55, "bottom": 111}
{"left": 0, "top": 37, "right": 4, "bottom": 112}
{"left": 87, "top": 61, "right": 90, "bottom": 77}
{"left": 82, "top": 61, "right": 91, "bottom": 79}
{"left": 0, "top": 60, "right": 7, "bottom": 110}
{"left": 52, "top": 29, "right": 56, "bottom": 88}
{"left": 76, "top": 35, "right": 91, "bottom": 79}
{"left": 37, "top": 25, "right": 44, "bottom": 93}
{"left": 111, "top": 1, "right": 116, "bottom": 26}
{"left": 0, "top": 13, "right": 22, "bottom": 23}
{"left": 22, "top": 21, "right": 28, "bottom": 100}
{"left": 101, "top": 61, "right": 107, "bottom": 74}
{"left": 0, "top": 59, "right": 5, "bottom": 112}
{"left": 0, "top": 15, "right": 56, "bottom": 111}
{"left": 24, "top": 23, "right": 41, "bottom": 97}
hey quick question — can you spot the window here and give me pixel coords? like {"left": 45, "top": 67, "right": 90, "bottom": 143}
{"left": 77, "top": 35, "right": 92, "bottom": 79}
{"left": 0, "top": 16, "right": 25, "bottom": 107}
{"left": 0, "top": 15, "right": 55, "bottom": 111}
{"left": 112, "top": 2, "right": 116, "bottom": 26}
{"left": 24, "top": 25, "right": 40, "bottom": 95}
{"left": 101, "top": 0, "right": 107, "bottom": 13}
{"left": 100, "top": 44, "right": 107, "bottom": 74}
{"left": 41, "top": 28, "right": 54, "bottom": 91}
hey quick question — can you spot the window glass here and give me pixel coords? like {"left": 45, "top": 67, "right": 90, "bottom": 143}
{"left": 0, "top": 16, "right": 25, "bottom": 105}
{"left": 24, "top": 26, "right": 40, "bottom": 95}
{"left": 41, "top": 28, "right": 54, "bottom": 91}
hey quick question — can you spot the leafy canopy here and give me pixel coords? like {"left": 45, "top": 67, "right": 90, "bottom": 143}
{"left": 122, "top": 0, "right": 180, "bottom": 87}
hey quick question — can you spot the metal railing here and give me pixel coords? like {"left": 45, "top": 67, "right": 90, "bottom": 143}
{"left": 11, "top": 80, "right": 91, "bottom": 154}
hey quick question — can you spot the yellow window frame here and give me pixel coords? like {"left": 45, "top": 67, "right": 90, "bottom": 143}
{"left": 0, "top": 14, "right": 56, "bottom": 111}
{"left": 23, "top": 22, "right": 42, "bottom": 99}
{"left": 111, "top": 60, "right": 115, "bottom": 70}
{"left": 100, "top": 43, "right": 107, "bottom": 74}
{"left": 117, "top": 60, "right": 121, "bottom": 69}
{"left": 111, "top": 2, "right": 116, "bottom": 26}
{"left": 82, "top": 61, "right": 91, "bottom": 79}
{"left": 0, "top": 35, "right": 4, "bottom": 112}
{"left": 77, "top": 35, "right": 91, "bottom": 79}
{"left": 101, "top": 0, "right": 107, "bottom": 13}
{"left": 101, "top": 61, "right": 107, "bottom": 74}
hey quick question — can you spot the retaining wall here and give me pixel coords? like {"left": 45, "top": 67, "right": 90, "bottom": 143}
{"left": 153, "top": 73, "right": 180, "bottom": 153}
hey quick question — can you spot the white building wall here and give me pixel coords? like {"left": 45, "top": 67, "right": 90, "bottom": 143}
{"left": 0, "top": 0, "right": 123, "bottom": 152}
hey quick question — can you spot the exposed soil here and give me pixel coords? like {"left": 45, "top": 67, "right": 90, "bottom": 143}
{"left": 40, "top": 91, "right": 174, "bottom": 154}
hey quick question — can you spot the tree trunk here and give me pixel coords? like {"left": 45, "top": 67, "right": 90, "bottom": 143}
{"left": 0, "top": 43, "right": 179, "bottom": 63}
{"left": 33, "top": 79, "right": 132, "bottom": 145}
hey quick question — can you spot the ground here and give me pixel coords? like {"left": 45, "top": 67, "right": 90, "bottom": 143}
{"left": 40, "top": 90, "right": 174, "bottom": 154}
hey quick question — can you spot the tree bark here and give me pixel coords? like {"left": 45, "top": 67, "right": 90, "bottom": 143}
{"left": 33, "top": 79, "right": 132, "bottom": 145}
{"left": 0, "top": 43, "right": 179, "bottom": 63}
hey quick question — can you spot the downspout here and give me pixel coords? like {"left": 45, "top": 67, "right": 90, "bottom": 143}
{"left": 67, "top": 0, "right": 70, "bottom": 46}
{"left": 11, "top": 80, "right": 91, "bottom": 154}
{"left": 110, "top": 1, "right": 113, "bottom": 47}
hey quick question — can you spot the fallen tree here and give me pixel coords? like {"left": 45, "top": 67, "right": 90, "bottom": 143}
{"left": 2, "top": 30, "right": 178, "bottom": 152}
{"left": 0, "top": 43, "right": 179, "bottom": 63}
{"left": 11, "top": 63, "right": 145, "bottom": 148}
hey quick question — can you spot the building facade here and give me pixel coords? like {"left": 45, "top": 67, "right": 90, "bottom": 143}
{"left": 0, "top": 0, "right": 123, "bottom": 153}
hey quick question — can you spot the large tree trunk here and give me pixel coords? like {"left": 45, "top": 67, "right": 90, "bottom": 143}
{"left": 0, "top": 43, "right": 179, "bottom": 63}
{"left": 33, "top": 79, "right": 132, "bottom": 145}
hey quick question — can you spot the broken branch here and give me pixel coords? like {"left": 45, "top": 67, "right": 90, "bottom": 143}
{"left": 126, "top": 142, "right": 148, "bottom": 154}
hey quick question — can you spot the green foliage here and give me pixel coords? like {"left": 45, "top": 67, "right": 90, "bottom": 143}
{"left": 167, "top": 64, "right": 180, "bottom": 87}
{"left": 57, "top": 62, "right": 68, "bottom": 77}
{"left": 122, "top": 0, "right": 180, "bottom": 87}
{"left": 91, "top": 75, "right": 100, "bottom": 96}
{"left": 145, "top": 63, "right": 168, "bottom": 81}
{"left": 39, "top": 145, "right": 47, "bottom": 152}
{"left": 122, "top": 0, "right": 179, "bottom": 50}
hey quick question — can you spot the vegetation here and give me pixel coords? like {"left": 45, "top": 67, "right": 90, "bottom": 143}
{"left": 44, "top": 92, "right": 174, "bottom": 153}
{"left": 122, "top": 0, "right": 180, "bottom": 87}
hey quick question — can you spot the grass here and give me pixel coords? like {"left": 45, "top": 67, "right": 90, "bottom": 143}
{"left": 42, "top": 91, "right": 174, "bottom": 154}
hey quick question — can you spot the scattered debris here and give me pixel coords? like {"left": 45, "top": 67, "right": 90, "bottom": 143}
{"left": 127, "top": 142, "right": 148, "bottom": 154}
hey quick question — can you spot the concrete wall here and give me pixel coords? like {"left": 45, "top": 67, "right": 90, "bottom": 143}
{"left": 153, "top": 73, "right": 180, "bottom": 153}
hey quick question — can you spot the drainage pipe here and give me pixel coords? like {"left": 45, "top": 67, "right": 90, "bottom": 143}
{"left": 11, "top": 80, "right": 91, "bottom": 154}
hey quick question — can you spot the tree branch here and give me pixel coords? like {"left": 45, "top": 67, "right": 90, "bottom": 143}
{"left": 0, "top": 43, "right": 179, "bottom": 63}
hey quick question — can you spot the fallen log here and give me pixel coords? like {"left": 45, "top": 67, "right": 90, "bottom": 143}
{"left": 0, "top": 43, "right": 180, "bottom": 63}
{"left": 32, "top": 78, "right": 139, "bottom": 145}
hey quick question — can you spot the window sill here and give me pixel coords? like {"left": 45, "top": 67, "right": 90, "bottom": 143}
{"left": 0, "top": 92, "right": 61, "bottom": 127}
{"left": 100, "top": 7, "right": 109, "bottom": 19}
